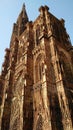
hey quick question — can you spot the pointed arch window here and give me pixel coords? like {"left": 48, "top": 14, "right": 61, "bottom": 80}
{"left": 59, "top": 52, "right": 73, "bottom": 83}
{"left": 35, "top": 54, "right": 45, "bottom": 83}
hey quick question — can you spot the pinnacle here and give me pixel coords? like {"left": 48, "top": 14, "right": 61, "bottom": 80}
{"left": 21, "top": 3, "right": 28, "bottom": 20}
{"left": 22, "top": 3, "right": 25, "bottom": 11}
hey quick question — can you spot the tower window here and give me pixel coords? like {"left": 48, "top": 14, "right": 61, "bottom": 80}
{"left": 35, "top": 61, "right": 45, "bottom": 83}
{"left": 36, "top": 25, "right": 40, "bottom": 45}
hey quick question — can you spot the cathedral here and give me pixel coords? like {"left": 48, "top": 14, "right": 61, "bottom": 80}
{"left": 0, "top": 4, "right": 73, "bottom": 130}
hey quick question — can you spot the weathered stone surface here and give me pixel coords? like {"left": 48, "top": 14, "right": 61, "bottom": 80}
{"left": 0, "top": 4, "right": 73, "bottom": 130}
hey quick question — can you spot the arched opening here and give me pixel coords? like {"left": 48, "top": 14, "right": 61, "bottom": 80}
{"left": 59, "top": 51, "right": 73, "bottom": 126}
{"left": 35, "top": 54, "right": 45, "bottom": 83}
{"left": 59, "top": 52, "right": 73, "bottom": 83}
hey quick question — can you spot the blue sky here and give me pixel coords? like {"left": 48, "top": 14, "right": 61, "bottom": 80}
{"left": 0, "top": 0, "right": 73, "bottom": 72}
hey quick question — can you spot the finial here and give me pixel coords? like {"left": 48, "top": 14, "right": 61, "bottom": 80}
{"left": 22, "top": 3, "right": 25, "bottom": 9}
{"left": 22, "top": 3, "right": 26, "bottom": 13}
{"left": 39, "top": 6, "right": 44, "bottom": 12}
{"left": 21, "top": 3, "right": 28, "bottom": 20}
{"left": 60, "top": 18, "right": 65, "bottom": 26}
{"left": 44, "top": 5, "right": 49, "bottom": 11}
{"left": 39, "top": 6, "right": 45, "bottom": 16}
{"left": 39, "top": 5, "right": 49, "bottom": 15}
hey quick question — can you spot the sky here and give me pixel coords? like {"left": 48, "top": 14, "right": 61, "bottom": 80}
{"left": 0, "top": 0, "right": 73, "bottom": 72}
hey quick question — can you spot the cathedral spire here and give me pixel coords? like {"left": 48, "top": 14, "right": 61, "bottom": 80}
{"left": 12, "top": 3, "right": 29, "bottom": 36}
{"left": 17, "top": 3, "right": 29, "bottom": 35}
{"left": 21, "top": 3, "right": 28, "bottom": 20}
{"left": 22, "top": 3, "right": 25, "bottom": 9}
{"left": 22, "top": 3, "right": 26, "bottom": 18}
{"left": 22, "top": 3, "right": 25, "bottom": 13}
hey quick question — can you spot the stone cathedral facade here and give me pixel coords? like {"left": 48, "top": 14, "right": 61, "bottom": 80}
{"left": 0, "top": 4, "right": 73, "bottom": 130}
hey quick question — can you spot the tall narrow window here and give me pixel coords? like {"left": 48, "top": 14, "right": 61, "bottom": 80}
{"left": 59, "top": 52, "right": 73, "bottom": 83}
{"left": 36, "top": 25, "right": 40, "bottom": 46}
{"left": 35, "top": 54, "right": 45, "bottom": 83}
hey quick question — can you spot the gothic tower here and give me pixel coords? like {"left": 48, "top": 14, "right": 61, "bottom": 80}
{"left": 0, "top": 4, "right": 73, "bottom": 130}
